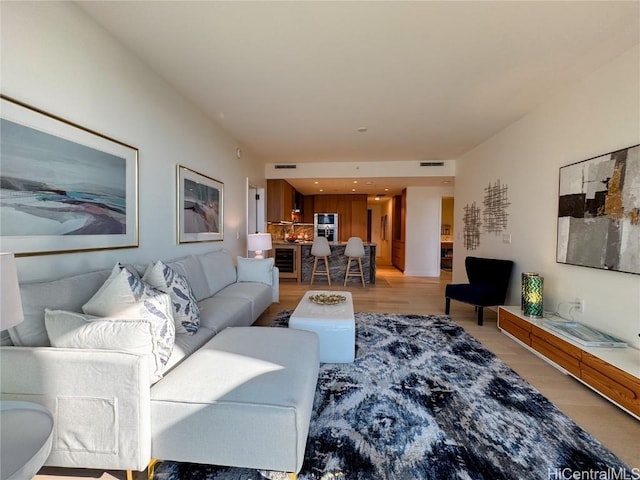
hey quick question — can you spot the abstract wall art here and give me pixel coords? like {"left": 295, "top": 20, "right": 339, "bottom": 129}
{"left": 0, "top": 96, "right": 139, "bottom": 256}
{"left": 483, "top": 179, "right": 510, "bottom": 234}
{"left": 463, "top": 201, "right": 482, "bottom": 250}
{"left": 177, "top": 165, "right": 224, "bottom": 243}
{"left": 557, "top": 144, "right": 639, "bottom": 275}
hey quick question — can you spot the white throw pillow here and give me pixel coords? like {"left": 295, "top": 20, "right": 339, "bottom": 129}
{"left": 44, "top": 309, "right": 164, "bottom": 382}
{"left": 142, "top": 261, "right": 200, "bottom": 335}
{"left": 236, "top": 256, "right": 274, "bottom": 286}
{"left": 82, "top": 263, "right": 175, "bottom": 367}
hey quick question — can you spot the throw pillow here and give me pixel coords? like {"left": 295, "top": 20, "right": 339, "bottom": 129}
{"left": 142, "top": 260, "right": 200, "bottom": 335}
{"left": 82, "top": 263, "right": 175, "bottom": 368}
{"left": 197, "top": 250, "right": 238, "bottom": 296}
{"left": 44, "top": 309, "right": 165, "bottom": 382}
{"left": 236, "top": 256, "right": 274, "bottom": 286}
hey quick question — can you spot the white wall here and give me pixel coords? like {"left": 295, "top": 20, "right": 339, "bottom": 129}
{"left": 1, "top": 2, "right": 265, "bottom": 282}
{"left": 454, "top": 45, "right": 640, "bottom": 347}
{"left": 405, "top": 186, "right": 454, "bottom": 277}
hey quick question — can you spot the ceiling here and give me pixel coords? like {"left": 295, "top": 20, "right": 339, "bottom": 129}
{"left": 77, "top": 1, "right": 639, "bottom": 195}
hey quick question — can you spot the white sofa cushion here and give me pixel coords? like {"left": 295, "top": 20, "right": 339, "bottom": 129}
{"left": 142, "top": 261, "right": 200, "bottom": 335}
{"left": 162, "top": 326, "right": 217, "bottom": 374}
{"left": 236, "top": 257, "right": 274, "bottom": 286}
{"left": 150, "top": 327, "right": 320, "bottom": 473}
{"left": 215, "top": 282, "right": 273, "bottom": 323}
{"left": 197, "top": 249, "right": 237, "bottom": 297}
{"left": 166, "top": 255, "right": 210, "bottom": 302}
{"left": 82, "top": 264, "right": 176, "bottom": 368}
{"left": 44, "top": 309, "right": 166, "bottom": 382}
{"left": 11, "top": 270, "right": 111, "bottom": 347}
{"left": 196, "top": 295, "right": 254, "bottom": 333}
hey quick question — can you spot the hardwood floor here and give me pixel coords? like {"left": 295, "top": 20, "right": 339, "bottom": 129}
{"left": 35, "top": 266, "right": 639, "bottom": 480}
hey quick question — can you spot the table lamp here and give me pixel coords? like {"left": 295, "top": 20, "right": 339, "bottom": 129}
{"left": 522, "top": 272, "right": 544, "bottom": 318}
{"left": 247, "top": 233, "right": 272, "bottom": 259}
{"left": 1, "top": 253, "right": 55, "bottom": 480}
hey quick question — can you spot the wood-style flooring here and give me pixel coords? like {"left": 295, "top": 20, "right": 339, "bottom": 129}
{"left": 34, "top": 265, "right": 640, "bottom": 480}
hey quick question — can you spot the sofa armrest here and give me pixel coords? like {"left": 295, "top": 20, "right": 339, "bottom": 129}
{"left": 0, "top": 346, "right": 151, "bottom": 471}
{"left": 272, "top": 266, "right": 280, "bottom": 303}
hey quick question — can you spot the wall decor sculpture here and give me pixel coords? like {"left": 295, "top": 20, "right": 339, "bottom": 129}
{"left": 557, "top": 144, "right": 639, "bottom": 275}
{"left": 463, "top": 201, "right": 482, "bottom": 250}
{"left": 483, "top": 179, "right": 510, "bottom": 233}
{"left": 0, "top": 95, "right": 139, "bottom": 256}
{"left": 177, "top": 165, "right": 223, "bottom": 243}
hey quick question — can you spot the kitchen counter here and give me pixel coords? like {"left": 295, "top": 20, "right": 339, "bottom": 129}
{"left": 271, "top": 241, "right": 376, "bottom": 284}
{"left": 269, "top": 240, "right": 377, "bottom": 285}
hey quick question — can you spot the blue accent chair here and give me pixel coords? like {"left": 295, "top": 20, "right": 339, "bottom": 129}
{"left": 444, "top": 256, "right": 514, "bottom": 325}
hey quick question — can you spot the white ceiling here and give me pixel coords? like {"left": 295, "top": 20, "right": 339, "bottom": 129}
{"left": 77, "top": 1, "right": 639, "bottom": 194}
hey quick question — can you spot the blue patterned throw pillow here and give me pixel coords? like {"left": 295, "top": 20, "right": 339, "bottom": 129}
{"left": 143, "top": 261, "right": 200, "bottom": 335}
{"left": 82, "top": 263, "right": 176, "bottom": 373}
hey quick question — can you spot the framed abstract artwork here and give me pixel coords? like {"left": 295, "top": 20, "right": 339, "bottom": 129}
{"left": 557, "top": 144, "right": 639, "bottom": 275}
{"left": 0, "top": 95, "right": 139, "bottom": 256}
{"left": 177, "top": 165, "right": 224, "bottom": 243}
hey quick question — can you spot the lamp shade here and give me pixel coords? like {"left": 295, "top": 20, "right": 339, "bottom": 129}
{"left": 521, "top": 272, "right": 538, "bottom": 310}
{"left": 522, "top": 273, "right": 544, "bottom": 318}
{"left": 247, "top": 233, "right": 272, "bottom": 259}
{"left": 1, "top": 253, "right": 24, "bottom": 330}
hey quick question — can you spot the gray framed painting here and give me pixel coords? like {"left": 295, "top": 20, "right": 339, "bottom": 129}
{"left": 0, "top": 96, "right": 139, "bottom": 256}
{"left": 557, "top": 144, "right": 639, "bottom": 275}
{"left": 177, "top": 165, "right": 223, "bottom": 243}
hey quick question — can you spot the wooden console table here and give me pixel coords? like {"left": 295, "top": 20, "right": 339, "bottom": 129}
{"left": 498, "top": 306, "right": 640, "bottom": 420}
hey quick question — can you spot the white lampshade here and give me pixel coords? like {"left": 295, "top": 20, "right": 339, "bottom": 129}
{"left": 1, "top": 253, "right": 24, "bottom": 330}
{"left": 247, "top": 233, "right": 272, "bottom": 259}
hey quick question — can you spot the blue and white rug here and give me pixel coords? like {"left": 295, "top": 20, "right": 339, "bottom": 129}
{"left": 152, "top": 312, "right": 633, "bottom": 480}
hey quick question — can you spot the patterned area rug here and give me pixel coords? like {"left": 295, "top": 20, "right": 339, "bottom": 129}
{"left": 152, "top": 312, "right": 632, "bottom": 480}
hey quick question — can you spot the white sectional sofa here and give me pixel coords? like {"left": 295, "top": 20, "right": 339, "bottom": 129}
{"left": 0, "top": 249, "right": 320, "bottom": 476}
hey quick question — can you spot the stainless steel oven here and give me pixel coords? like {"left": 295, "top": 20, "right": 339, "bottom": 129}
{"left": 314, "top": 213, "right": 338, "bottom": 242}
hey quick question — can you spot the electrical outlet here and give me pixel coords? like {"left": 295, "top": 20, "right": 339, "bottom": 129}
{"left": 574, "top": 298, "right": 585, "bottom": 313}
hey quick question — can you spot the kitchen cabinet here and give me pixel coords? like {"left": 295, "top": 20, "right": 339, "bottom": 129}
{"left": 392, "top": 190, "right": 406, "bottom": 271}
{"left": 269, "top": 243, "right": 301, "bottom": 281}
{"left": 302, "top": 195, "right": 314, "bottom": 223}
{"left": 441, "top": 241, "right": 453, "bottom": 270}
{"left": 312, "top": 194, "right": 367, "bottom": 242}
{"left": 267, "top": 179, "right": 295, "bottom": 222}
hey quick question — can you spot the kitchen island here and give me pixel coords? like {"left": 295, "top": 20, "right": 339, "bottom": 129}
{"left": 272, "top": 241, "right": 376, "bottom": 284}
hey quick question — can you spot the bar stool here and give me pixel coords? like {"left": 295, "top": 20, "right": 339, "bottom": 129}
{"left": 344, "top": 237, "right": 366, "bottom": 287}
{"left": 310, "top": 236, "right": 332, "bottom": 285}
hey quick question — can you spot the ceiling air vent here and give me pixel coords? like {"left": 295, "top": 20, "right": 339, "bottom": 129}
{"left": 419, "top": 161, "right": 445, "bottom": 167}
{"left": 375, "top": 194, "right": 386, "bottom": 197}
{"left": 274, "top": 164, "right": 297, "bottom": 169}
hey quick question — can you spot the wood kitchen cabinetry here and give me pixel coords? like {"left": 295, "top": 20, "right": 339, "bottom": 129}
{"left": 267, "top": 179, "right": 295, "bottom": 223}
{"left": 498, "top": 306, "right": 640, "bottom": 419}
{"left": 312, "top": 193, "right": 367, "bottom": 242}
{"left": 267, "top": 183, "right": 368, "bottom": 241}
{"left": 392, "top": 190, "right": 406, "bottom": 271}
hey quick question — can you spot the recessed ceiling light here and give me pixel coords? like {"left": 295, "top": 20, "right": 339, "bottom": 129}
{"left": 357, "top": 127, "right": 368, "bottom": 133}
{"left": 353, "top": 180, "right": 358, "bottom": 184}
{"left": 384, "top": 188, "right": 389, "bottom": 191}
{"left": 375, "top": 197, "right": 380, "bottom": 201}
{"left": 314, "top": 181, "right": 319, "bottom": 184}
{"left": 352, "top": 188, "right": 356, "bottom": 192}
{"left": 319, "top": 189, "right": 324, "bottom": 192}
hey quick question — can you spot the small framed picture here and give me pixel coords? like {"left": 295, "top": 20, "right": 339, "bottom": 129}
{"left": 177, "top": 165, "right": 223, "bottom": 243}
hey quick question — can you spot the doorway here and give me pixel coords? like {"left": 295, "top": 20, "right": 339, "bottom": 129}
{"left": 441, "top": 197, "right": 454, "bottom": 271}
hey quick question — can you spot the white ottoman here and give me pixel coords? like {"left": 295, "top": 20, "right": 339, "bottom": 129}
{"left": 289, "top": 290, "right": 355, "bottom": 363}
